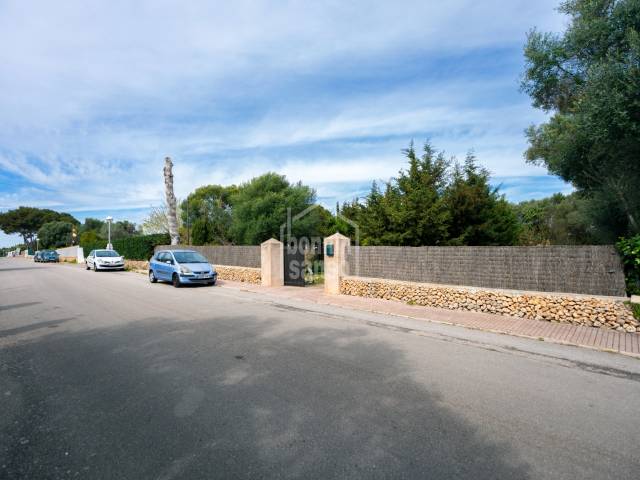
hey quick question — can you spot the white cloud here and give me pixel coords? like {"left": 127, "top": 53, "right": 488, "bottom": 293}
{"left": 0, "top": 0, "right": 566, "bottom": 222}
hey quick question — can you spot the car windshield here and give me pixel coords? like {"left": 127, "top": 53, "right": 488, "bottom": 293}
{"left": 173, "top": 251, "right": 208, "bottom": 264}
{"left": 96, "top": 250, "right": 120, "bottom": 257}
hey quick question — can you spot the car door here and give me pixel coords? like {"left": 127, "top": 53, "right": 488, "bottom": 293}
{"left": 163, "top": 252, "right": 177, "bottom": 280}
{"left": 156, "top": 252, "right": 172, "bottom": 280}
{"left": 152, "top": 252, "right": 166, "bottom": 279}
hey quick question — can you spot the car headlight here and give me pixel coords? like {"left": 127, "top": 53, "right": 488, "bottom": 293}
{"left": 180, "top": 266, "right": 193, "bottom": 275}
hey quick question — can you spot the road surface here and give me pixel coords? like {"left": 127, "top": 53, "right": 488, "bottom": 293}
{"left": 1, "top": 258, "right": 639, "bottom": 479}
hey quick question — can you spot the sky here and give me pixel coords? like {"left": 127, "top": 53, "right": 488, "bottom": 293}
{"left": 0, "top": 0, "right": 572, "bottom": 247}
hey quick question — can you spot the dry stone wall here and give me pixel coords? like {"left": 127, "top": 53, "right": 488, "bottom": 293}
{"left": 340, "top": 276, "right": 638, "bottom": 333}
{"left": 215, "top": 265, "right": 261, "bottom": 284}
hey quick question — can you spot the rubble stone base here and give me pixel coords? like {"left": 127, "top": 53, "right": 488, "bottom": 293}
{"left": 340, "top": 276, "right": 638, "bottom": 333}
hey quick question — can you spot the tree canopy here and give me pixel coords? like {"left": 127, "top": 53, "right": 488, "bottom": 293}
{"left": 37, "top": 221, "right": 74, "bottom": 249}
{"left": 180, "top": 184, "right": 236, "bottom": 245}
{"left": 340, "top": 142, "right": 520, "bottom": 246}
{"left": 514, "top": 192, "right": 600, "bottom": 245}
{"left": 522, "top": 0, "right": 640, "bottom": 238}
{"left": 0, "top": 206, "right": 78, "bottom": 248}
{"left": 230, "top": 173, "right": 322, "bottom": 245}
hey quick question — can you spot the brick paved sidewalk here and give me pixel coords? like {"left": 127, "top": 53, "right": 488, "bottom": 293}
{"left": 219, "top": 280, "right": 640, "bottom": 358}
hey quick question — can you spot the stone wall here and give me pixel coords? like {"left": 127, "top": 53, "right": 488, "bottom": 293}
{"left": 215, "top": 265, "right": 261, "bottom": 284}
{"left": 156, "top": 245, "right": 261, "bottom": 268}
{"left": 125, "top": 260, "right": 149, "bottom": 272}
{"left": 340, "top": 276, "right": 638, "bottom": 333}
{"left": 346, "top": 245, "right": 626, "bottom": 297}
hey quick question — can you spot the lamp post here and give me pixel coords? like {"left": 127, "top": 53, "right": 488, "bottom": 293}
{"left": 106, "top": 216, "right": 113, "bottom": 250}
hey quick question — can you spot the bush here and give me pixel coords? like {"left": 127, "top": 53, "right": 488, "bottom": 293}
{"left": 80, "top": 239, "right": 108, "bottom": 256}
{"left": 38, "top": 221, "right": 73, "bottom": 249}
{"left": 112, "top": 233, "right": 170, "bottom": 260}
{"left": 617, "top": 235, "right": 640, "bottom": 296}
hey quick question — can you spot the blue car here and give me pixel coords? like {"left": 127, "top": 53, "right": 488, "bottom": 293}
{"left": 149, "top": 249, "right": 217, "bottom": 287}
{"left": 41, "top": 250, "right": 59, "bottom": 263}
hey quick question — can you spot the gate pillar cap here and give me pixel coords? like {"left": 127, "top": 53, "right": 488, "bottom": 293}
{"left": 326, "top": 232, "right": 349, "bottom": 242}
{"left": 261, "top": 238, "right": 282, "bottom": 246}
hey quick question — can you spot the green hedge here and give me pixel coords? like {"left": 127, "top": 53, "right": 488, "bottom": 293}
{"left": 79, "top": 240, "right": 108, "bottom": 255}
{"left": 617, "top": 235, "right": 640, "bottom": 296}
{"left": 112, "top": 233, "right": 170, "bottom": 260}
{"left": 80, "top": 233, "right": 170, "bottom": 260}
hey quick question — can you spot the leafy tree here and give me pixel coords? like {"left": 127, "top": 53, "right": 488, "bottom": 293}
{"left": 230, "top": 173, "right": 320, "bottom": 245}
{"left": 37, "top": 221, "right": 73, "bottom": 249}
{"left": 181, "top": 185, "right": 235, "bottom": 245}
{"left": 190, "top": 218, "right": 211, "bottom": 245}
{"left": 616, "top": 234, "right": 640, "bottom": 294}
{"left": 79, "top": 230, "right": 102, "bottom": 246}
{"left": 0, "top": 206, "right": 78, "bottom": 248}
{"left": 514, "top": 192, "right": 600, "bottom": 245}
{"left": 81, "top": 217, "right": 104, "bottom": 233}
{"left": 444, "top": 155, "right": 520, "bottom": 246}
{"left": 522, "top": 0, "right": 640, "bottom": 237}
{"left": 99, "top": 220, "right": 139, "bottom": 241}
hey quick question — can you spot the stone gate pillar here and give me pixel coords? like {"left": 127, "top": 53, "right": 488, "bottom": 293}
{"left": 261, "top": 238, "right": 284, "bottom": 287}
{"left": 324, "top": 232, "right": 350, "bottom": 295}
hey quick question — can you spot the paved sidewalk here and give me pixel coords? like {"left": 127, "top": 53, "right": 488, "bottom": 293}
{"left": 219, "top": 280, "right": 640, "bottom": 358}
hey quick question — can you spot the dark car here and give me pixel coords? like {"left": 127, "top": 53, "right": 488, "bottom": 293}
{"left": 41, "top": 250, "right": 59, "bottom": 263}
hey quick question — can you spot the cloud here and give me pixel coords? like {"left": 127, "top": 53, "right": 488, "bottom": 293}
{"left": 0, "top": 0, "right": 568, "bottom": 238}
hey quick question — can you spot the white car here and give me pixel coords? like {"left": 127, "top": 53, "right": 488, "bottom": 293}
{"left": 86, "top": 249, "right": 125, "bottom": 271}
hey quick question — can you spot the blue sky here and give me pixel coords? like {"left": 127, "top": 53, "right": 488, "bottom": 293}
{"left": 0, "top": 1, "right": 572, "bottom": 246}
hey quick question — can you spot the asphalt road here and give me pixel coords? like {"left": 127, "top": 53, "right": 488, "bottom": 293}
{"left": 1, "top": 258, "right": 639, "bottom": 479}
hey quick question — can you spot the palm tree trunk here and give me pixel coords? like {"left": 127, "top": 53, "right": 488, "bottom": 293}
{"left": 163, "top": 156, "right": 180, "bottom": 245}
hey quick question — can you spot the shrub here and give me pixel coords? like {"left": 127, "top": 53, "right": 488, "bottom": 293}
{"left": 617, "top": 235, "right": 640, "bottom": 296}
{"left": 112, "top": 233, "right": 170, "bottom": 260}
{"left": 80, "top": 238, "right": 108, "bottom": 256}
{"left": 38, "top": 221, "right": 73, "bottom": 248}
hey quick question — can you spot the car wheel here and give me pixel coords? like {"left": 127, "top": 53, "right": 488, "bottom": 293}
{"left": 172, "top": 273, "right": 181, "bottom": 288}
{"left": 93, "top": 263, "right": 98, "bottom": 272}
{"left": 85, "top": 263, "right": 90, "bottom": 270}
{"left": 149, "top": 270, "right": 157, "bottom": 283}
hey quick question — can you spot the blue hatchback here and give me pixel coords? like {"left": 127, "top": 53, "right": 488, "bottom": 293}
{"left": 149, "top": 249, "right": 217, "bottom": 287}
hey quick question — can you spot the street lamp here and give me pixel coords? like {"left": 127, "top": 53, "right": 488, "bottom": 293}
{"left": 106, "top": 216, "right": 113, "bottom": 250}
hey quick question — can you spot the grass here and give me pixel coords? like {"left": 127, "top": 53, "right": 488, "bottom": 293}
{"left": 305, "top": 272, "right": 324, "bottom": 285}
{"left": 625, "top": 301, "right": 640, "bottom": 321}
